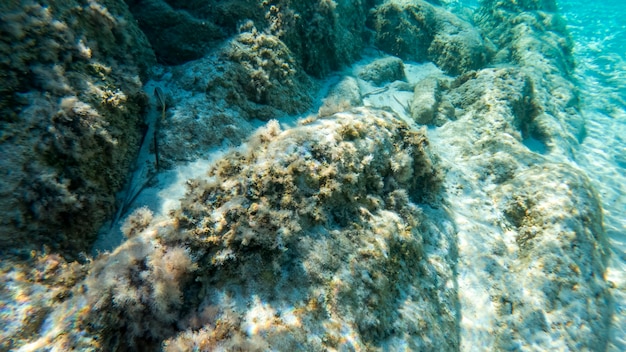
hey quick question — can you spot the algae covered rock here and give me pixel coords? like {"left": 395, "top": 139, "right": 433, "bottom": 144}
{"left": 264, "top": 0, "right": 369, "bottom": 77}
{"left": 369, "top": 0, "right": 492, "bottom": 75}
{"left": 418, "top": 1, "right": 613, "bottom": 346}
{"left": 127, "top": 0, "right": 370, "bottom": 77}
{"left": 0, "top": 1, "right": 616, "bottom": 351}
{"left": 428, "top": 64, "right": 612, "bottom": 350}
{"left": 159, "top": 108, "right": 454, "bottom": 350}
{"left": 492, "top": 163, "right": 610, "bottom": 350}
{"left": 445, "top": 68, "right": 539, "bottom": 140}
{"left": 0, "top": 0, "right": 155, "bottom": 256}
{"left": 369, "top": 0, "right": 436, "bottom": 64}
{"left": 0, "top": 252, "right": 87, "bottom": 351}
{"left": 154, "top": 24, "right": 317, "bottom": 165}
{"left": 218, "top": 23, "right": 314, "bottom": 113}
{"left": 125, "top": 0, "right": 260, "bottom": 65}
{"left": 410, "top": 76, "right": 441, "bottom": 124}
{"left": 318, "top": 76, "right": 363, "bottom": 117}
{"left": 475, "top": 0, "right": 581, "bottom": 158}
{"left": 357, "top": 56, "right": 407, "bottom": 86}
{"left": 19, "top": 108, "right": 458, "bottom": 351}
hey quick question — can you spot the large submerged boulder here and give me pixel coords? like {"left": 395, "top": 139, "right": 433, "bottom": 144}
{"left": 369, "top": 0, "right": 493, "bottom": 75}
{"left": 153, "top": 23, "right": 317, "bottom": 166}
{"left": 126, "top": 0, "right": 370, "bottom": 77}
{"left": 16, "top": 108, "right": 459, "bottom": 351}
{"left": 0, "top": 0, "right": 155, "bottom": 256}
{"left": 134, "top": 0, "right": 373, "bottom": 166}
{"left": 435, "top": 66, "right": 610, "bottom": 350}
{"left": 124, "top": 0, "right": 261, "bottom": 65}
{"left": 476, "top": 0, "right": 582, "bottom": 154}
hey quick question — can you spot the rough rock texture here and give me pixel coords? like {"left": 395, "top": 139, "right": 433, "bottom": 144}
{"left": 476, "top": 0, "right": 581, "bottom": 156}
{"left": 16, "top": 109, "right": 458, "bottom": 351}
{"left": 265, "top": 0, "right": 370, "bottom": 77}
{"left": 410, "top": 76, "right": 441, "bottom": 124}
{"left": 357, "top": 56, "right": 407, "bottom": 86}
{"left": 318, "top": 76, "right": 363, "bottom": 117}
{"left": 139, "top": 0, "right": 375, "bottom": 166}
{"left": 492, "top": 164, "right": 609, "bottom": 350}
{"left": 0, "top": 252, "right": 87, "bottom": 351}
{"left": 1, "top": 1, "right": 617, "bottom": 351}
{"left": 369, "top": 0, "right": 492, "bottom": 75}
{"left": 0, "top": 0, "right": 155, "bottom": 256}
{"left": 216, "top": 24, "right": 314, "bottom": 115}
{"left": 125, "top": 0, "right": 261, "bottom": 65}
{"left": 153, "top": 24, "right": 317, "bottom": 166}
{"left": 420, "top": 0, "right": 613, "bottom": 349}
{"left": 445, "top": 69, "right": 538, "bottom": 139}
{"left": 432, "top": 67, "right": 610, "bottom": 350}
{"left": 127, "top": 0, "right": 370, "bottom": 77}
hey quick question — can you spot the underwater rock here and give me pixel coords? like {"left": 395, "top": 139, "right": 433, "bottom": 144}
{"left": 318, "top": 76, "right": 363, "bottom": 117}
{"left": 265, "top": 0, "right": 369, "bottom": 77}
{"left": 217, "top": 25, "right": 314, "bottom": 115}
{"left": 369, "top": 0, "right": 435, "bottom": 65}
{"left": 492, "top": 163, "right": 610, "bottom": 350}
{"left": 477, "top": 0, "right": 572, "bottom": 76}
{"left": 369, "top": 0, "right": 492, "bottom": 75}
{"left": 0, "top": 252, "right": 87, "bottom": 351}
{"left": 127, "top": 0, "right": 369, "bottom": 76}
{"left": 15, "top": 108, "right": 459, "bottom": 351}
{"left": 421, "top": 1, "right": 613, "bottom": 348}
{"left": 0, "top": 0, "right": 155, "bottom": 256}
{"left": 357, "top": 56, "right": 407, "bottom": 86}
{"left": 445, "top": 68, "right": 538, "bottom": 141}
{"left": 1, "top": 1, "right": 618, "bottom": 351}
{"left": 154, "top": 25, "right": 317, "bottom": 165}
{"left": 124, "top": 0, "right": 268, "bottom": 65}
{"left": 430, "top": 65, "right": 611, "bottom": 350}
{"left": 410, "top": 76, "right": 441, "bottom": 125}
{"left": 475, "top": 0, "right": 582, "bottom": 157}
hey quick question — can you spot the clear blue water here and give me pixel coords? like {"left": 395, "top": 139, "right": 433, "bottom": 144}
{"left": 560, "top": 1, "right": 626, "bottom": 349}
{"left": 561, "top": 0, "right": 626, "bottom": 115}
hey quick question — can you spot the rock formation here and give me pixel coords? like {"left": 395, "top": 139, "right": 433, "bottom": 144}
{"left": 0, "top": 0, "right": 154, "bottom": 256}
{"left": 0, "top": 0, "right": 619, "bottom": 351}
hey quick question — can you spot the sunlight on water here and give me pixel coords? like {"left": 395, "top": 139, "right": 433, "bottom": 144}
{"left": 560, "top": 1, "right": 626, "bottom": 350}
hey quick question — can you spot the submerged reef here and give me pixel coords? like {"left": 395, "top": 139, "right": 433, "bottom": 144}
{"left": 139, "top": 0, "right": 373, "bottom": 166}
{"left": 0, "top": 0, "right": 620, "bottom": 351}
{"left": 476, "top": 0, "right": 583, "bottom": 154}
{"left": 435, "top": 65, "right": 610, "bottom": 350}
{"left": 153, "top": 24, "right": 317, "bottom": 166}
{"left": 426, "top": 0, "right": 612, "bottom": 349}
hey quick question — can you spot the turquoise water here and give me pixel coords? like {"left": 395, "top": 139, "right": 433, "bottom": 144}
{"left": 561, "top": 0, "right": 626, "bottom": 234}
{"left": 561, "top": 0, "right": 626, "bottom": 349}
{"left": 563, "top": 0, "right": 626, "bottom": 116}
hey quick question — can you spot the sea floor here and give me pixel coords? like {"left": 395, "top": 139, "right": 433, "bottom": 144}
{"left": 89, "top": 1, "right": 626, "bottom": 349}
